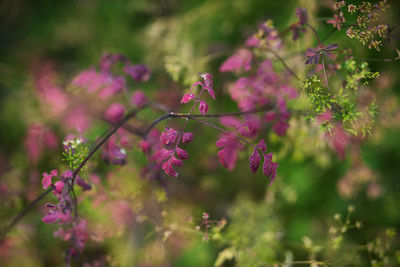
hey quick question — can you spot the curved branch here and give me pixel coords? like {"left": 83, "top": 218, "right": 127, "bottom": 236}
{"left": 0, "top": 186, "right": 54, "bottom": 242}
{"left": 143, "top": 104, "right": 274, "bottom": 135}
{"left": 0, "top": 103, "right": 273, "bottom": 240}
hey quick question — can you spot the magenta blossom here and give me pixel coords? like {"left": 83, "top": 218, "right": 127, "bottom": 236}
{"left": 199, "top": 100, "right": 209, "bottom": 114}
{"left": 131, "top": 90, "right": 148, "bottom": 107}
{"left": 181, "top": 93, "right": 196, "bottom": 104}
{"left": 216, "top": 133, "right": 244, "bottom": 170}
{"left": 327, "top": 12, "right": 345, "bottom": 30}
{"left": 105, "top": 103, "right": 126, "bottom": 123}
{"left": 249, "top": 140, "right": 267, "bottom": 173}
{"left": 42, "top": 170, "right": 58, "bottom": 189}
{"left": 219, "top": 49, "right": 253, "bottom": 73}
{"left": 124, "top": 64, "right": 150, "bottom": 82}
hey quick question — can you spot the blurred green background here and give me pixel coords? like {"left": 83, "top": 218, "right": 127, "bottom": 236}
{"left": 1, "top": 0, "right": 400, "bottom": 266}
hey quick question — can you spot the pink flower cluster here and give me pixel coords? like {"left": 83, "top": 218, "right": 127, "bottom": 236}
{"left": 157, "top": 128, "right": 193, "bottom": 177}
{"left": 41, "top": 170, "right": 91, "bottom": 258}
{"left": 180, "top": 73, "right": 215, "bottom": 114}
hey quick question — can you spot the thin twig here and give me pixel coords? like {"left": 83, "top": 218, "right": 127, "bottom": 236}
{"left": 0, "top": 103, "right": 274, "bottom": 240}
{"left": 306, "top": 23, "right": 322, "bottom": 45}
{"left": 0, "top": 187, "right": 54, "bottom": 241}
{"left": 269, "top": 50, "right": 301, "bottom": 81}
{"left": 143, "top": 104, "right": 274, "bottom": 135}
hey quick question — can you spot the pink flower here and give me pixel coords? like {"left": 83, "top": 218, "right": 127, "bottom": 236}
{"left": 64, "top": 105, "right": 91, "bottom": 133}
{"left": 160, "top": 128, "right": 178, "bottom": 145}
{"left": 216, "top": 133, "right": 244, "bottom": 170}
{"left": 176, "top": 147, "right": 189, "bottom": 160}
{"left": 131, "top": 90, "right": 148, "bottom": 107}
{"left": 245, "top": 35, "right": 260, "bottom": 47}
{"left": 42, "top": 210, "right": 71, "bottom": 224}
{"left": 105, "top": 103, "right": 126, "bottom": 123}
{"left": 76, "top": 176, "right": 91, "bottom": 191}
{"left": 265, "top": 111, "right": 277, "bottom": 122}
{"left": 263, "top": 153, "right": 279, "bottom": 184}
{"left": 53, "top": 181, "right": 64, "bottom": 194}
{"left": 99, "top": 53, "right": 127, "bottom": 73}
{"left": 98, "top": 76, "right": 126, "bottom": 99}
{"left": 72, "top": 69, "right": 109, "bottom": 93}
{"left": 219, "top": 49, "right": 253, "bottom": 73}
{"left": 199, "top": 100, "right": 209, "bottom": 114}
{"left": 162, "top": 158, "right": 178, "bottom": 177}
{"left": 24, "top": 124, "right": 57, "bottom": 164}
{"left": 317, "top": 110, "right": 333, "bottom": 123}
{"left": 42, "top": 170, "right": 58, "bottom": 189}
{"left": 327, "top": 12, "right": 345, "bottom": 30}
{"left": 102, "top": 137, "right": 126, "bottom": 165}
{"left": 124, "top": 64, "right": 150, "bottom": 82}
{"left": 181, "top": 93, "right": 196, "bottom": 104}
{"left": 273, "top": 121, "right": 289, "bottom": 136}
{"left": 138, "top": 140, "right": 151, "bottom": 153}
{"left": 249, "top": 140, "right": 267, "bottom": 173}
{"left": 182, "top": 132, "right": 194, "bottom": 144}
{"left": 199, "top": 73, "right": 215, "bottom": 100}
{"left": 326, "top": 124, "right": 349, "bottom": 160}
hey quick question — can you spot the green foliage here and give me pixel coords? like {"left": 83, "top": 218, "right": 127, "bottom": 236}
{"left": 62, "top": 138, "right": 89, "bottom": 171}
{"left": 344, "top": 60, "right": 379, "bottom": 91}
{"left": 339, "top": 0, "right": 390, "bottom": 51}
{"left": 302, "top": 58, "right": 379, "bottom": 138}
{"left": 302, "top": 75, "right": 331, "bottom": 114}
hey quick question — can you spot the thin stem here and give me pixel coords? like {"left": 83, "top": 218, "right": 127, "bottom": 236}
{"left": 1, "top": 103, "right": 273, "bottom": 240}
{"left": 306, "top": 23, "right": 322, "bottom": 45}
{"left": 269, "top": 49, "right": 301, "bottom": 81}
{"left": 321, "top": 58, "right": 330, "bottom": 91}
{"left": 144, "top": 104, "right": 273, "bottom": 135}
{"left": 188, "top": 117, "right": 257, "bottom": 150}
{"left": 71, "top": 104, "right": 148, "bottom": 182}
{"left": 0, "top": 186, "right": 54, "bottom": 242}
{"left": 68, "top": 105, "right": 148, "bottom": 217}
{"left": 359, "top": 57, "right": 397, "bottom": 62}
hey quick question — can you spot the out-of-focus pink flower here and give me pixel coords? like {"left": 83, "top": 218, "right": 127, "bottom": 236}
{"left": 219, "top": 49, "right": 253, "bottom": 73}
{"left": 24, "top": 124, "right": 58, "bottom": 164}
{"left": 35, "top": 62, "right": 69, "bottom": 116}
{"left": 76, "top": 176, "right": 91, "bottom": 191}
{"left": 98, "top": 76, "right": 126, "bottom": 99}
{"left": 245, "top": 35, "right": 260, "bottom": 47}
{"left": 105, "top": 103, "right": 126, "bottom": 123}
{"left": 273, "top": 121, "right": 289, "bottom": 136}
{"left": 368, "top": 182, "right": 382, "bottom": 198}
{"left": 327, "top": 12, "right": 345, "bottom": 30}
{"left": 99, "top": 53, "right": 127, "bottom": 73}
{"left": 216, "top": 133, "right": 244, "bottom": 170}
{"left": 109, "top": 201, "right": 135, "bottom": 227}
{"left": 64, "top": 105, "right": 91, "bottom": 133}
{"left": 53, "top": 181, "right": 64, "bottom": 194}
{"left": 131, "top": 90, "right": 148, "bottom": 107}
{"left": 124, "top": 64, "right": 150, "bottom": 82}
{"left": 138, "top": 140, "right": 151, "bottom": 153}
{"left": 326, "top": 124, "right": 350, "bottom": 160}
{"left": 102, "top": 137, "right": 127, "bottom": 165}
{"left": 317, "top": 110, "right": 333, "bottom": 123}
